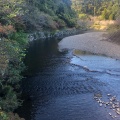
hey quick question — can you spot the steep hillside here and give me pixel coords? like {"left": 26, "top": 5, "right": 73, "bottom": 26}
{"left": 23, "top": 0, "right": 77, "bottom": 31}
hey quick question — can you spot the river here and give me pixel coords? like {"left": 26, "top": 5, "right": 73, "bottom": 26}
{"left": 17, "top": 37, "right": 120, "bottom": 120}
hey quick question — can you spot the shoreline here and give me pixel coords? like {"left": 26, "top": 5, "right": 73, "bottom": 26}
{"left": 58, "top": 31, "right": 120, "bottom": 60}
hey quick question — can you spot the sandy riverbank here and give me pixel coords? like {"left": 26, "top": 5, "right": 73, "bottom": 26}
{"left": 58, "top": 31, "right": 120, "bottom": 60}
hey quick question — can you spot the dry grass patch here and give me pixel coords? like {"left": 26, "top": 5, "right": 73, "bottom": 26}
{"left": 108, "top": 17, "right": 120, "bottom": 44}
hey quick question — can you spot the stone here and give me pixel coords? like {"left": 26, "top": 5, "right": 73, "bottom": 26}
{"left": 112, "top": 104, "right": 116, "bottom": 108}
{"left": 115, "top": 102, "right": 119, "bottom": 105}
{"left": 111, "top": 116, "right": 115, "bottom": 118}
{"left": 109, "top": 113, "right": 112, "bottom": 116}
{"left": 107, "top": 94, "right": 111, "bottom": 96}
{"left": 116, "top": 108, "right": 120, "bottom": 111}
{"left": 94, "top": 93, "right": 102, "bottom": 98}
{"left": 116, "top": 108, "right": 120, "bottom": 115}
{"left": 116, "top": 111, "right": 120, "bottom": 115}
{"left": 106, "top": 102, "right": 109, "bottom": 105}
{"left": 110, "top": 102, "right": 112, "bottom": 104}
{"left": 94, "top": 96, "right": 98, "bottom": 99}
{"left": 99, "top": 103, "right": 102, "bottom": 107}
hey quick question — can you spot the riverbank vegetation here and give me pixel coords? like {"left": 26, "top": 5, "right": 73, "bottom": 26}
{"left": 0, "top": 0, "right": 28, "bottom": 119}
{"left": 24, "top": 0, "right": 77, "bottom": 31}
{"left": 0, "top": 0, "right": 77, "bottom": 119}
{"left": 71, "top": 0, "right": 120, "bottom": 30}
{"left": 71, "top": 0, "right": 119, "bottom": 20}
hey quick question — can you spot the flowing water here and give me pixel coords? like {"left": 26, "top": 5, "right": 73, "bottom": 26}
{"left": 18, "top": 37, "right": 120, "bottom": 120}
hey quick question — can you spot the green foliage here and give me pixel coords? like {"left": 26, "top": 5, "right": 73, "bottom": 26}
{"left": 108, "top": 18, "right": 120, "bottom": 32}
{"left": 0, "top": 0, "right": 25, "bottom": 25}
{"left": 0, "top": 2, "right": 28, "bottom": 112}
{"left": 8, "top": 112, "right": 25, "bottom": 120}
{"left": 101, "top": 8, "right": 108, "bottom": 20}
{"left": 109, "top": 14, "right": 115, "bottom": 20}
{"left": 78, "top": 14, "right": 89, "bottom": 20}
{"left": 0, "top": 0, "right": 77, "bottom": 117}
{"left": 24, "top": 0, "right": 77, "bottom": 30}
{"left": 0, "top": 27, "right": 28, "bottom": 115}
{"left": 71, "top": 0, "right": 120, "bottom": 20}
{"left": 0, "top": 110, "right": 9, "bottom": 120}
{"left": 0, "top": 0, "right": 77, "bottom": 119}
{"left": 0, "top": 86, "right": 20, "bottom": 112}
{"left": 8, "top": 32, "right": 28, "bottom": 47}
{"left": 0, "top": 37, "right": 27, "bottom": 112}
{"left": 0, "top": 0, "right": 78, "bottom": 31}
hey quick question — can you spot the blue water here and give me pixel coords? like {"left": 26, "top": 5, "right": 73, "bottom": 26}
{"left": 17, "top": 38, "right": 120, "bottom": 120}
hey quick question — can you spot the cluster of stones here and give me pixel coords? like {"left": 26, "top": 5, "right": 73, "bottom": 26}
{"left": 94, "top": 94, "right": 120, "bottom": 119}
{"left": 28, "top": 28, "right": 84, "bottom": 41}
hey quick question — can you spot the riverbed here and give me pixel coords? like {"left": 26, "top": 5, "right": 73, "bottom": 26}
{"left": 17, "top": 35, "right": 120, "bottom": 120}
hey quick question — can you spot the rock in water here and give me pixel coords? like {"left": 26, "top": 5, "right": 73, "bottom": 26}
{"left": 109, "top": 113, "right": 112, "bottom": 116}
{"left": 116, "top": 108, "right": 120, "bottom": 115}
{"left": 99, "top": 103, "right": 102, "bottom": 107}
{"left": 107, "top": 94, "right": 111, "bottom": 96}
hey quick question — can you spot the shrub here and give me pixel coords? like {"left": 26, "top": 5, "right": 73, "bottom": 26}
{"left": 0, "top": 24, "right": 16, "bottom": 37}
{"left": 78, "top": 14, "right": 90, "bottom": 20}
{"left": 109, "top": 14, "right": 115, "bottom": 20}
{"left": 108, "top": 17, "right": 120, "bottom": 43}
{"left": 8, "top": 32, "right": 28, "bottom": 47}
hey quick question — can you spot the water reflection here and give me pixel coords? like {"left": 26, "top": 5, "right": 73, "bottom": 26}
{"left": 24, "top": 38, "right": 62, "bottom": 76}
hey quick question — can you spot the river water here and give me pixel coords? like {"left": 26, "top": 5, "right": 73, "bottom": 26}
{"left": 18, "top": 37, "right": 120, "bottom": 120}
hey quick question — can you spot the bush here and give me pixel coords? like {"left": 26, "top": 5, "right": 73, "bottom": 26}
{"left": 8, "top": 112, "right": 25, "bottom": 120}
{"left": 0, "top": 34, "right": 27, "bottom": 113}
{"left": 109, "top": 14, "right": 115, "bottom": 20}
{"left": 0, "top": 39, "right": 25, "bottom": 112}
{"left": 108, "top": 17, "right": 120, "bottom": 43}
{"left": 8, "top": 32, "right": 28, "bottom": 47}
{"left": 78, "top": 14, "right": 90, "bottom": 20}
{"left": 107, "top": 17, "right": 120, "bottom": 32}
{"left": 0, "top": 110, "right": 9, "bottom": 120}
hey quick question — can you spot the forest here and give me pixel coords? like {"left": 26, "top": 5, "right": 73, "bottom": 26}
{"left": 0, "top": 0, "right": 119, "bottom": 119}
{"left": 71, "top": 0, "right": 120, "bottom": 20}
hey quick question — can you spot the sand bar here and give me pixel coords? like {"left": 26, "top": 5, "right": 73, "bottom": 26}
{"left": 58, "top": 32, "right": 120, "bottom": 59}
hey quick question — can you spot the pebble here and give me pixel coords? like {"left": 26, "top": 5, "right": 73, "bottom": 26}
{"left": 109, "top": 113, "right": 112, "bottom": 116}
{"left": 116, "top": 108, "right": 120, "bottom": 112}
{"left": 112, "top": 116, "right": 115, "bottom": 118}
{"left": 99, "top": 103, "right": 102, "bottom": 107}
{"left": 94, "top": 97, "right": 98, "bottom": 99}
{"left": 112, "top": 104, "right": 116, "bottom": 108}
{"left": 110, "top": 98, "right": 113, "bottom": 101}
{"left": 115, "top": 102, "right": 119, "bottom": 105}
{"left": 116, "top": 111, "right": 120, "bottom": 115}
{"left": 110, "top": 102, "right": 112, "bottom": 104}
{"left": 94, "top": 94, "right": 120, "bottom": 119}
{"left": 106, "top": 102, "right": 109, "bottom": 105}
{"left": 107, "top": 94, "right": 111, "bottom": 96}
{"left": 114, "top": 104, "right": 119, "bottom": 108}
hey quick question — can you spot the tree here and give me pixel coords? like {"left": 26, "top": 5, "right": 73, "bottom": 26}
{"left": 0, "top": 0, "right": 25, "bottom": 24}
